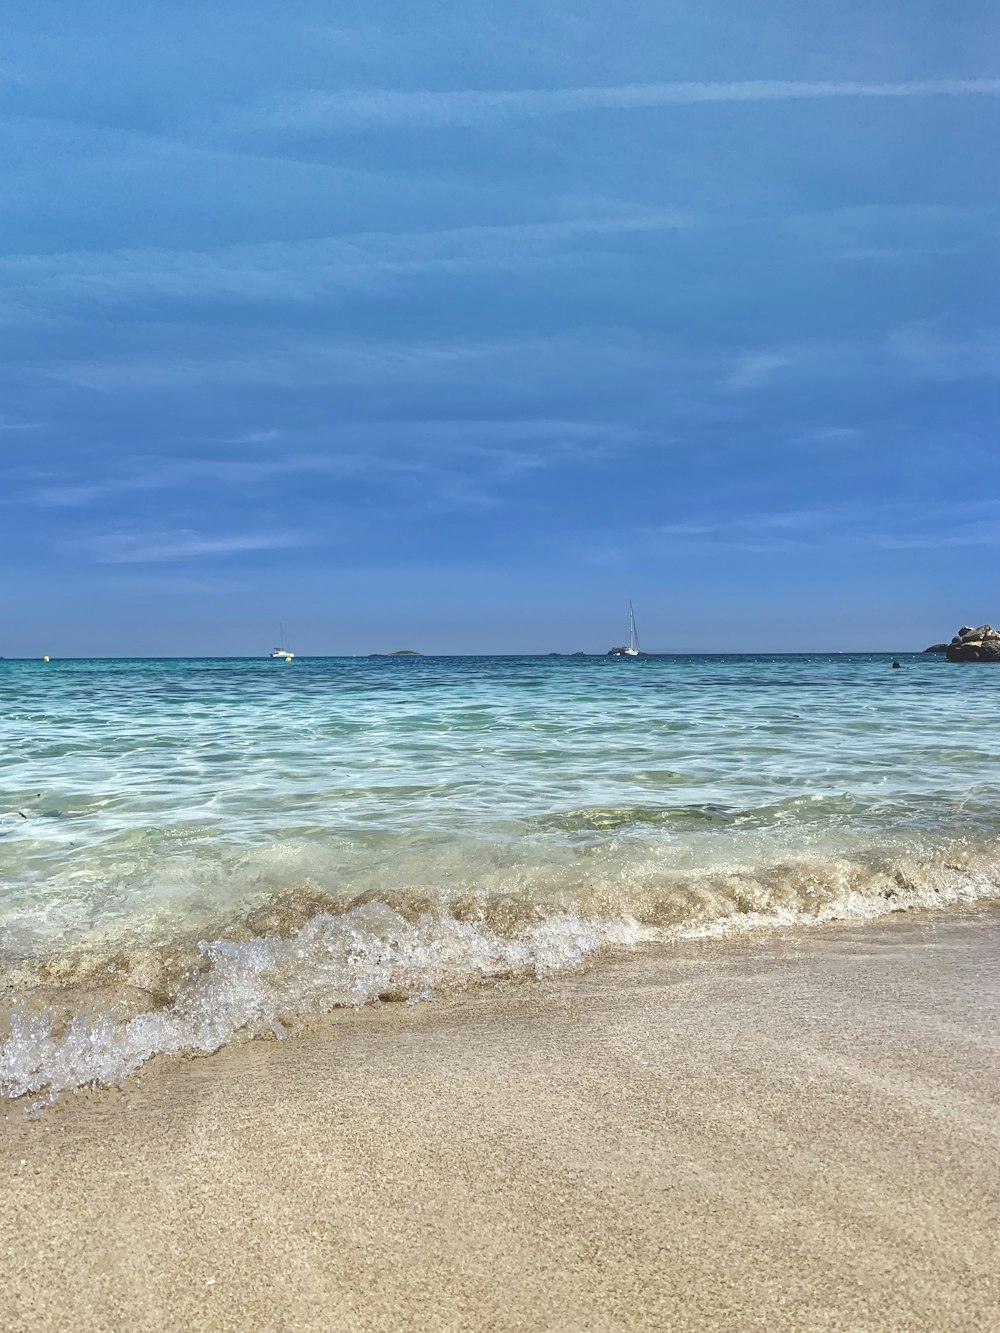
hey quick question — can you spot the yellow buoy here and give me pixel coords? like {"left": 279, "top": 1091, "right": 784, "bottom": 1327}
{"left": 285, "top": 655, "right": 293, "bottom": 662}
{"left": 43, "top": 656, "right": 50, "bottom": 662}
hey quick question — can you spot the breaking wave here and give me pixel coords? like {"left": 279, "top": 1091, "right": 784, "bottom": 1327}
{"left": 3, "top": 842, "right": 1000, "bottom": 1102}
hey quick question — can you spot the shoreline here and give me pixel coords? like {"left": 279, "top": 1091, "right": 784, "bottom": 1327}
{"left": 3, "top": 906, "right": 998, "bottom": 1332}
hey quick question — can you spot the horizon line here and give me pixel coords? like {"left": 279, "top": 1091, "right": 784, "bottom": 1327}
{"left": 1, "top": 649, "right": 938, "bottom": 661}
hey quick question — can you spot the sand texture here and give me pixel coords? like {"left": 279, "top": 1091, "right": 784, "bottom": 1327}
{"left": 2, "top": 909, "right": 998, "bottom": 1332}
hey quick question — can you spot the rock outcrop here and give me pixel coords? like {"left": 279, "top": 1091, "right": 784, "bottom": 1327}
{"left": 932, "top": 624, "right": 1000, "bottom": 662}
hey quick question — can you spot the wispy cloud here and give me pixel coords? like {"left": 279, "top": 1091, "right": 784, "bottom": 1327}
{"left": 27, "top": 454, "right": 358, "bottom": 507}
{"left": 262, "top": 78, "right": 1000, "bottom": 131}
{"left": 725, "top": 353, "right": 795, "bottom": 391}
{"left": 43, "top": 327, "right": 662, "bottom": 393}
{"left": 30, "top": 485, "right": 109, "bottom": 507}
{"left": 0, "top": 212, "right": 691, "bottom": 316}
{"left": 3, "top": 204, "right": 981, "bottom": 324}
{"left": 644, "top": 498, "right": 1000, "bottom": 553}
{"left": 874, "top": 525, "right": 1000, "bottom": 549}
{"left": 0, "top": 416, "right": 42, "bottom": 430}
{"left": 224, "top": 429, "right": 284, "bottom": 445}
{"left": 100, "top": 574, "right": 250, "bottom": 595}
{"left": 80, "top": 529, "right": 308, "bottom": 563}
{"left": 21, "top": 417, "right": 629, "bottom": 523}
{"left": 719, "top": 326, "right": 1000, "bottom": 396}
{"left": 886, "top": 323, "right": 1000, "bottom": 380}
{"left": 839, "top": 246, "right": 968, "bottom": 262}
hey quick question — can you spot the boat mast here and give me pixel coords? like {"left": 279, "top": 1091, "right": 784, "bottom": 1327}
{"left": 628, "top": 601, "right": 638, "bottom": 652}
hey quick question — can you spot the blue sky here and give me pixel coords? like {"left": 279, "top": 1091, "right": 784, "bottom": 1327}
{"left": 1, "top": 2, "right": 998, "bottom": 654}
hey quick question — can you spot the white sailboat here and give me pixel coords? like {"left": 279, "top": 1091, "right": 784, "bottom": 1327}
{"left": 270, "top": 624, "right": 294, "bottom": 659}
{"left": 608, "top": 602, "right": 642, "bottom": 657}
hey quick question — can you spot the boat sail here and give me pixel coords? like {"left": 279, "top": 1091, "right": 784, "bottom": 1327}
{"left": 608, "top": 602, "right": 641, "bottom": 657}
{"left": 270, "top": 624, "right": 294, "bottom": 659}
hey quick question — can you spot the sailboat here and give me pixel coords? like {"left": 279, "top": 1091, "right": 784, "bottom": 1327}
{"left": 608, "top": 602, "right": 642, "bottom": 657}
{"left": 269, "top": 624, "right": 294, "bottom": 659}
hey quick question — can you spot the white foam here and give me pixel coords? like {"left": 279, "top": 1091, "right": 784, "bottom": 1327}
{"left": 0, "top": 903, "right": 651, "bottom": 1101}
{"left": 4, "top": 849, "right": 1000, "bottom": 1102}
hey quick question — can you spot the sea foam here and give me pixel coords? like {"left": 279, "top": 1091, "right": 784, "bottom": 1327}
{"left": 3, "top": 845, "right": 999, "bottom": 1101}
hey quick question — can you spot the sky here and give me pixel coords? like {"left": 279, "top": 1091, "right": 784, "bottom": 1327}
{"left": 1, "top": 1, "right": 998, "bottom": 655}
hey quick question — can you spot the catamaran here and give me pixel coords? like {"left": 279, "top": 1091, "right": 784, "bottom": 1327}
{"left": 269, "top": 625, "right": 294, "bottom": 659}
{"left": 608, "top": 602, "right": 641, "bottom": 657}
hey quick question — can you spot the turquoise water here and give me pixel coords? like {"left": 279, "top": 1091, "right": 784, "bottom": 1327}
{"left": 3, "top": 653, "right": 1000, "bottom": 1097}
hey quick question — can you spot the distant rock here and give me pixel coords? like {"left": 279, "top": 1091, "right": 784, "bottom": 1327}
{"left": 923, "top": 643, "right": 949, "bottom": 653}
{"left": 934, "top": 624, "right": 1000, "bottom": 662}
{"left": 388, "top": 649, "right": 422, "bottom": 657}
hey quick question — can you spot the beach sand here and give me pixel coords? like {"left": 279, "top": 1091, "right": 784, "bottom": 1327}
{"left": 2, "top": 909, "right": 998, "bottom": 1333}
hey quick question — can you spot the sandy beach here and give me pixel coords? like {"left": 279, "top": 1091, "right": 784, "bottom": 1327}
{"left": 2, "top": 908, "right": 998, "bottom": 1333}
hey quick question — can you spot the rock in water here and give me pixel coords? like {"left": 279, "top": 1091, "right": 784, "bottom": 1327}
{"left": 941, "top": 624, "right": 1000, "bottom": 662}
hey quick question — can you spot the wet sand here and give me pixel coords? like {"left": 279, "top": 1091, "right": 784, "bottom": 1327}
{"left": 2, "top": 909, "right": 999, "bottom": 1333}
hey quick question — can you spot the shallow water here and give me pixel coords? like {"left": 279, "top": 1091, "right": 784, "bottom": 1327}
{"left": 3, "top": 652, "right": 999, "bottom": 1096}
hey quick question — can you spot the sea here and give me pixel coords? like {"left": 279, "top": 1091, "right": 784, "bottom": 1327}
{"left": 2, "top": 651, "right": 999, "bottom": 1101}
